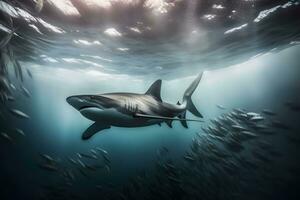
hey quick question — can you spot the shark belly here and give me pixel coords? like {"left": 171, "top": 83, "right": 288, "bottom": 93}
{"left": 80, "top": 107, "right": 161, "bottom": 127}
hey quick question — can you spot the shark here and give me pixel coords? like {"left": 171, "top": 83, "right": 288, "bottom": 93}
{"left": 66, "top": 73, "right": 204, "bottom": 140}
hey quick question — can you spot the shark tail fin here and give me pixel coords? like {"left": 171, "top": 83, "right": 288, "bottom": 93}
{"left": 183, "top": 73, "right": 203, "bottom": 118}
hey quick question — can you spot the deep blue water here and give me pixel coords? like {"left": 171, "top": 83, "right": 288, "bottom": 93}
{"left": 1, "top": 1, "right": 300, "bottom": 200}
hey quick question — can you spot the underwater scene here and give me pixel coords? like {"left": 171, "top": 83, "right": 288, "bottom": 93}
{"left": 1, "top": 0, "right": 300, "bottom": 199}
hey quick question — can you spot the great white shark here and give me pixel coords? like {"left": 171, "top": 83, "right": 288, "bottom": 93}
{"left": 67, "top": 73, "right": 204, "bottom": 140}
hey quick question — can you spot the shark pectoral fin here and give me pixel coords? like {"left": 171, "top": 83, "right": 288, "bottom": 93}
{"left": 82, "top": 123, "right": 110, "bottom": 140}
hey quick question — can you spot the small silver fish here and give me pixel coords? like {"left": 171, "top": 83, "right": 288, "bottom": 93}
{"left": 78, "top": 153, "right": 97, "bottom": 160}
{"left": 250, "top": 115, "right": 264, "bottom": 122}
{"left": 247, "top": 112, "right": 260, "bottom": 117}
{"left": 216, "top": 104, "right": 226, "bottom": 110}
{"left": 77, "top": 159, "right": 86, "bottom": 168}
{"left": 26, "top": 68, "right": 33, "bottom": 78}
{"left": 240, "top": 131, "right": 258, "bottom": 139}
{"left": 1, "top": 132, "right": 13, "bottom": 143}
{"left": 90, "top": 149, "right": 98, "bottom": 155}
{"left": 96, "top": 147, "right": 108, "bottom": 155}
{"left": 21, "top": 86, "right": 31, "bottom": 98}
{"left": 0, "top": 76, "right": 10, "bottom": 91}
{"left": 184, "top": 155, "right": 195, "bottom": 162}
{"left": 40, "top": 154, "right": 55, "bottom": 163}
{"left": 262, "top": 109, "right": 276, "bottom": 116}
{"left": 14, "top": 128, "right": 25, "bottom": 136}
{"left": 10, "top": 83, "right": 16, "bottom": 91}
{"left": 9, "top": 109, "right": 30, "bottom": 119}
{"left": 39, "top": 163, "right": 58, "bottom": 172}
{"left": 77, "top": 153, "right": 82, "bottom": 158}
{"left": 68, "top": 157, "right": 77, "bottom": 165}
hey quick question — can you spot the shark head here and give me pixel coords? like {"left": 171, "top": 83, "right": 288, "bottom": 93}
{"left": 66, "top": 95, "right": 114, "bottom": 139}
{"left": 66, "top": 95, "right": 119, "bottom": 122}
{"left": 66, "top": 95, "right": 101, "bottom": 111}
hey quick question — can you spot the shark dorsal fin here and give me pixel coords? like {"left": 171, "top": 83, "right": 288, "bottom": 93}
{"left": 145, "top": 79, "right": 162, "bottom": 102}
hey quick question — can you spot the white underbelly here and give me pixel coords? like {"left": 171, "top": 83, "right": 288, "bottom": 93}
{"left": 80, "top": 107, "right": 161, "bottom": 127}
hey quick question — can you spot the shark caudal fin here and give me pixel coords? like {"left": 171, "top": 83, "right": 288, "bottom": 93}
{"left": 182, "top": 73, "right": 203, "bottom": 118}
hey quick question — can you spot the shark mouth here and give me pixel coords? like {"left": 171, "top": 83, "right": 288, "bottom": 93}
{"left": 79, "top": 106, "right": 99, "bottom": 111}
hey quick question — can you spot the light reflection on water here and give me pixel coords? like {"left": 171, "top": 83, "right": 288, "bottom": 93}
{"left": 1, "top": 0, "right": 300, "bottom": 199}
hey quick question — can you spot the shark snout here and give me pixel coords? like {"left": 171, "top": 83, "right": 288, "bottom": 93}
{"left": 66, "top": 96, "right": 85, "bottom": 110}
{"left": 66, "top": 95, "right": 105, "bottom": 112}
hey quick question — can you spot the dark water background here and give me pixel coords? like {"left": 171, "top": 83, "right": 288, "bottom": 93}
{"left": 1, "top": 0, "right": 300, "bottom": 200}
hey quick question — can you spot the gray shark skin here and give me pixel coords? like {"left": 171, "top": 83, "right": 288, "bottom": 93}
{"left": 67, "top": 73, "right": 204, "bottom": 140}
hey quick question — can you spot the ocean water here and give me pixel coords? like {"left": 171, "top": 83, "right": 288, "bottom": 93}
{"left": 1, "top": 0, "right": 300, "bottom": 200}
